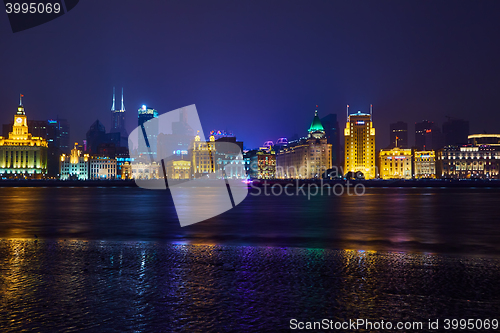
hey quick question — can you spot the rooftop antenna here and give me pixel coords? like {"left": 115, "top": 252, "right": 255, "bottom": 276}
{"left": 111, "top": 87, "right": 115, "bottom": 111}
{"left": 346, "top": 104, "right": 349, "bottom": 121}
{"left": 121, "top": 87, "right": 125, "bottom": 111}
{"left": 19, "top": 93, "right": 23, "bottom": 106}
{"left": 370, "top": 104, "right": 373, "bottom": 121}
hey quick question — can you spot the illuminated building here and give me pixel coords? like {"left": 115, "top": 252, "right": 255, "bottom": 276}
{"left": 389, "top": 121, "right": 408, "bottom": 148}
{"left": 378, "top": 147, "right": 412, "bottom": 179}
{"left": 344, "top": 106, "right": 376, "bottom": 179}
{"left": 131, "top": 161, "right": 161, "bottom": 179}
{"left": 414, "top": 150, "right": 436, "bottom": 178}
{"left": 257, "top": 149, "right": 276, "bottom": 179}
{"left": 276, "top": 109, "right": 332, "bottom": 179}
{"left": 0, "top": 95, "right": 48, "bottom": 178}
{"left": 89, "top": 156, "right": 117, "bottom": 179}
{"left": 166, "top": 160, "right": 191, "bottom": 179}
{"left": 437, "top": 144, "right": 500, "bottom": 179}
{"left": 192, "top": 133, "right": 215, "bottom": 177}
{"left": 120, "top": 161, "right": 132, "bottom": 180}
{"left": 2, "top": 118, "right": 68, "bottom": 176}
{"left": 60, "top": 143, "right": 89, "bottom": 180}
{"left": 110, "top": 87, "right": 128, "bottom": 147}
{"left": 137, "top": 105, "right": 159, "bottom": 157}
{"left": 468, "top": 134, "right": 500, "bottom": 146}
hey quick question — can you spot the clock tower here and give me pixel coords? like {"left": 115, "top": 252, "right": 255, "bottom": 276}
{"left": 12, "top": 94, "right": 29, "bottom": 139}
{"left": 0, "top": 94, "right": 48, "bottom": 177}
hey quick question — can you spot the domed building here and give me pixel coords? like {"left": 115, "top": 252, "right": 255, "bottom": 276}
{"left": 275, "top": 109, "right": 332, "bottom": 179}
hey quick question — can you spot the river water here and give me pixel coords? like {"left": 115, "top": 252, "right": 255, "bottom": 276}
{"left": 0, "top": 187, "right": 499, "bottom": 331}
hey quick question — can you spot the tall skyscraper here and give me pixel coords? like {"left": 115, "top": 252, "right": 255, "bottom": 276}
{"left": 55, "top": 118, "right": 70, "bottom": 154}
{"left": 137, "top": 105, "right": 159, "bottom": 158}
{"left": 344, "top": 105, "right": 376, "bottom": 179}
{"left": 110, "top": 87, "right": 128, "bottom": 147}
{"left": 389, "top": 121, "right": 408, "bottom": 148}
{"left": 442, "top": 117, "right": 469, "bottom": 146}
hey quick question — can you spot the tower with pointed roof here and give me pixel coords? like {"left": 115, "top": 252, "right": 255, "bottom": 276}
{"left": 110, "top": 87, "right": 127, "bottom": 145}
{"left": 0, "top": 95, "right": 48, "bottom": 177}
{"left": 275, "top": 108, "right": 332, "bottom": 179}
{"left": 308, "top": 110, "right": 325, "bottom": 139}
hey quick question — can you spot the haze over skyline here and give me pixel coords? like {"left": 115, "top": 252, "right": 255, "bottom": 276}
{"left": 1, "top": 0, "right": 500, "bottom": 149}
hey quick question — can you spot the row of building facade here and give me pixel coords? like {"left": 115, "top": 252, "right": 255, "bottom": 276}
{"left": 2, "top": 96, "right": 500, "bottom": 180}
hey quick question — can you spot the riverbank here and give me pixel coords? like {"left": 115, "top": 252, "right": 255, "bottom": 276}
{"left": 1, "top": 178, "right": 500, "bottom": 187}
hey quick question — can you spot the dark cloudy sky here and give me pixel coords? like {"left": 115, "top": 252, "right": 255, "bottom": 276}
{"left": 1, "top": 0, "right": 500, "bottom": 149}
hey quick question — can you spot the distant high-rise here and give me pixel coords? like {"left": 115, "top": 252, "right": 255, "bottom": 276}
{"left": 137, "top": 105, "right": 159, "bottom": 158}
{"left": 85, "top": 119, "right": 120, "bottom": 155}
{"left": 389, "top": 121, "right": 408, "bottom": 148}
{"left": 55, "top": 118, "right": 70, "bottom": 154}
{"left": 110, "top": 87, "right": 128, "bottom": 147}
{"left": 321, "top": 113, "right": 340, "bottom": 167}
{"left": 415, "top": 120, "right": 434, "bottom": 150}
{"left": 442, "top": 117, "right": 469, "bottom": 146}
{"left": 344, "top": 105, "right": 376, "bottom": 179}
{"left": 415, "top": 120, "right": 443, "bottom": 151}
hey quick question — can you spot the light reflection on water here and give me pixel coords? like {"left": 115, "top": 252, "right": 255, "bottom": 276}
{"left": 0, "top": 240, "right": 499, "bottom": 331}
{"left": 0, "top": 187, "right": 499, "bottom": 255}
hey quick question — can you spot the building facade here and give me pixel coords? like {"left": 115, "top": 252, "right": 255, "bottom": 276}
{"left": 166, "top": 160, "right": 191, "bottom": 179}
{"left": 60, "top": 143, "right": 89, "bottom": 180}
{"left": 131, "top": 162, "right": 161, "bottom": 179}
{"left": 192, "top": 134, "right": 215, "bottom": 177}
{"left": 276, "top": 110, "right": 332, "bottom": 179}
{"left": 0, "top": 97, "right": 48, "bottom": 178}
{"left": 257, "top": 149, "right": 276, "bottom": 179}
{"left": 378, "top": 147, "right": 412, "bottom": 179}
{"left": 437, "top": 145, "right": 500, "bottom": 179}
{"left": 89, "top": 156, "right": 117, "bottom": 180}
{"left": 344, "top": 108, "right": 376, "bottom": 179}
{"left": 414, "top": 150, "right": 436, "bottom": 178}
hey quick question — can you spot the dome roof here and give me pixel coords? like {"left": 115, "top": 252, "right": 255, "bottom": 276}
{"left": 308, "top": 110, "right": 324, "bottom": 133}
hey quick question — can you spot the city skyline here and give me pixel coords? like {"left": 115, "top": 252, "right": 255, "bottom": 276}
{"left": 2, "top": 1, "right": 500, "bottom": 149}
{"left": 0, "top": 92, "right": 485, "bottom": 152}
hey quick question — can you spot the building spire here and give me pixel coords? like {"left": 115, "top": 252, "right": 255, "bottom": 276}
{"left": 19, "top": 93, "right": 24, "bottom": 106}
{"left": 111, "top": 87, "right": 115, "bottom": 111}
{"left": 121, "top": 87, "right": 125, "bottom": 111}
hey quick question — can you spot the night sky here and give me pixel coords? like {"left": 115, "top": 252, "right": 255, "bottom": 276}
{"left": 1, "top": 1, "right": 500, "bottom": 149}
